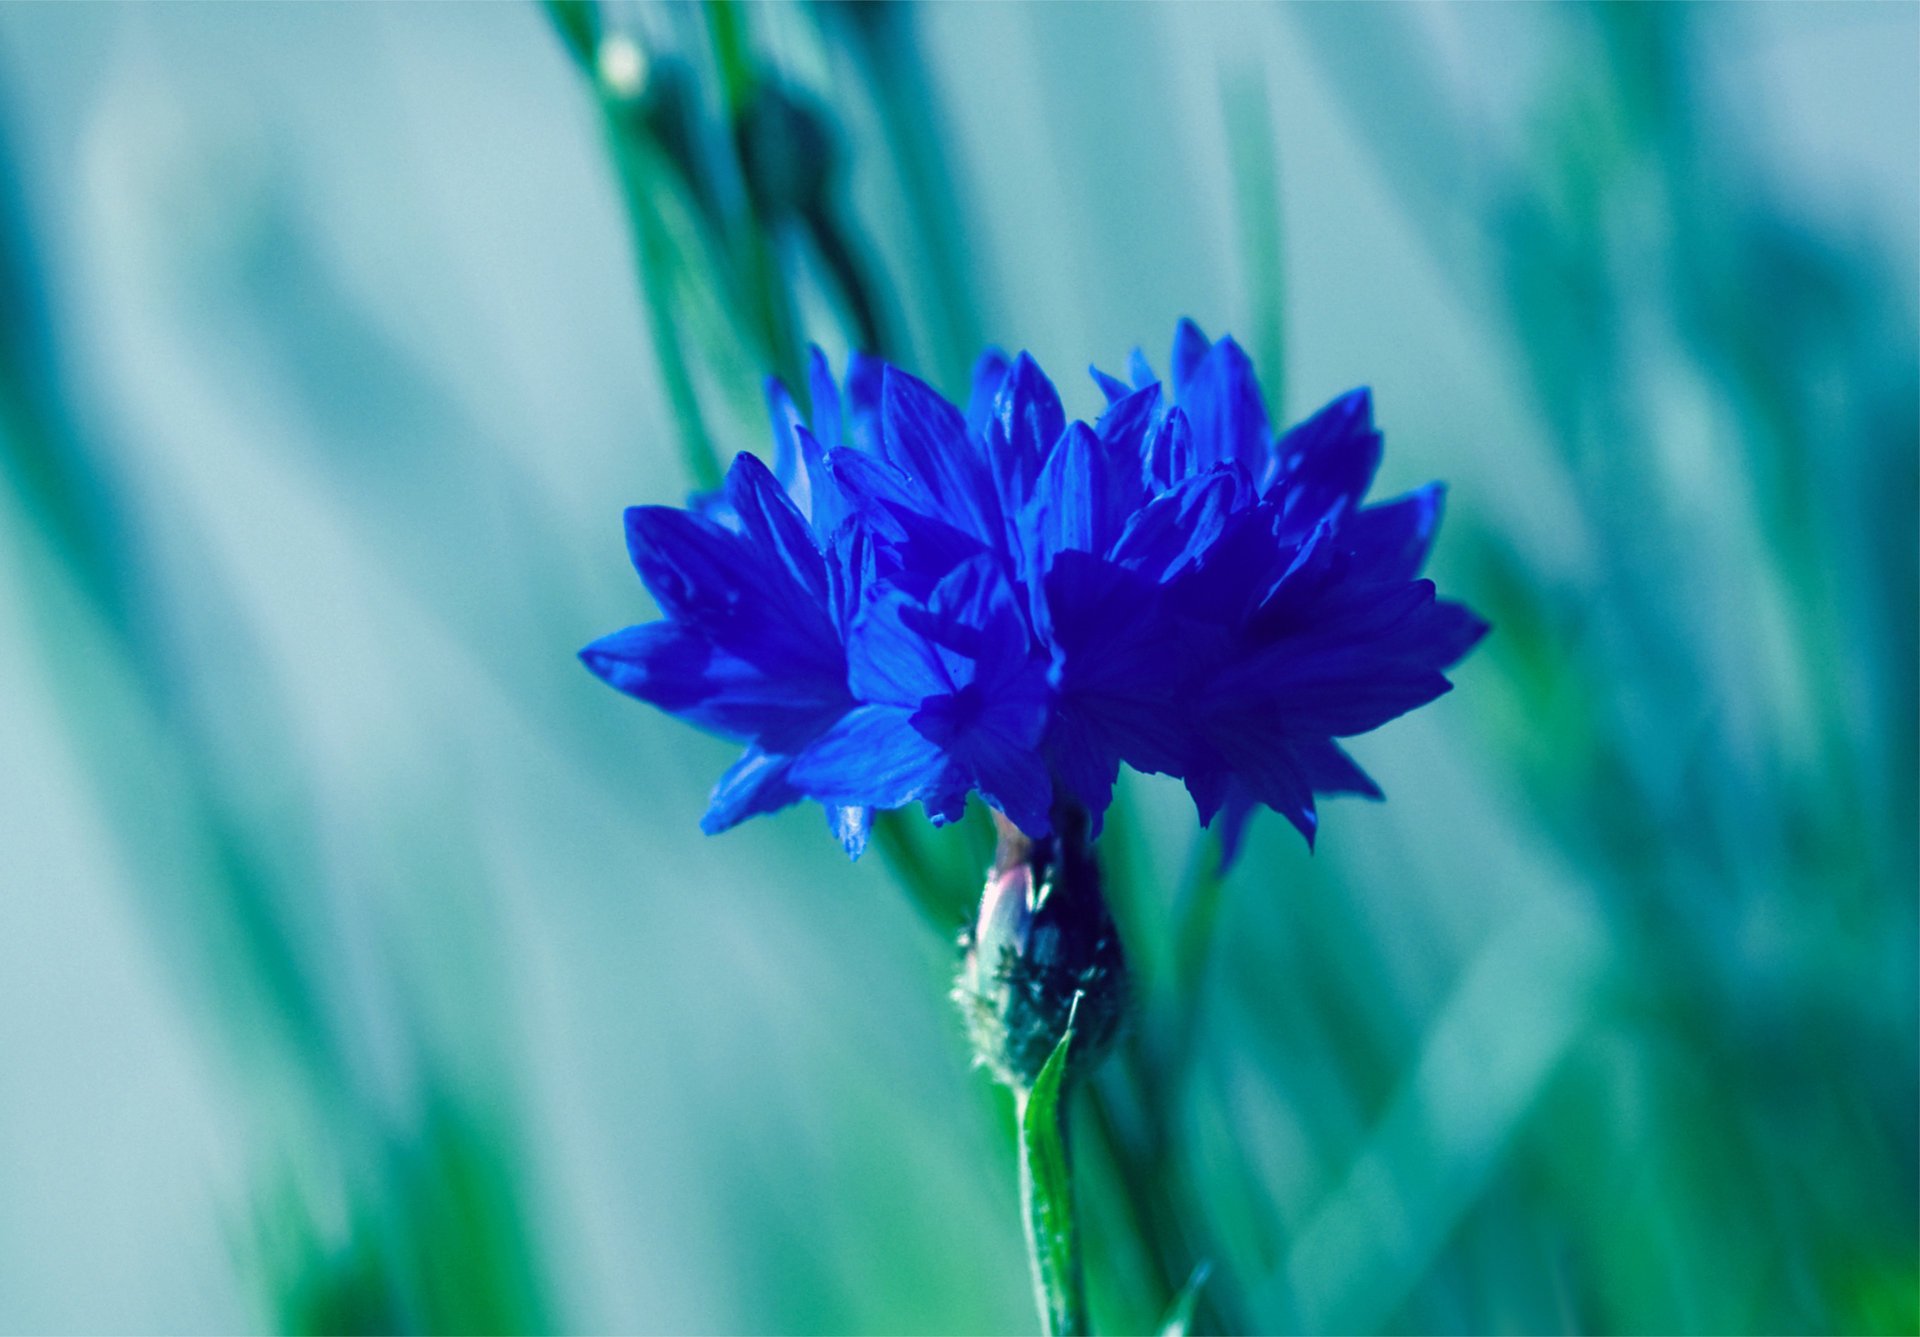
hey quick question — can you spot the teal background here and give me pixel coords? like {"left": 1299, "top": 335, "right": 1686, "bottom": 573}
{"left": 0, "top": 3, "right": 1913, "bottom": 1333}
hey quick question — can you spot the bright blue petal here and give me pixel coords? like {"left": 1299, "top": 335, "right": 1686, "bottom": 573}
{"left": 806, "top": 346, "right": 844, "bottom": 451}
{"left": 1169, "top": 318, "right": 1211, "bottom": 400}
{"left": 702, "top": 746, "right": 805, "bottom": 834}
{"left": 846, "top": 588, "right": 959, "bottom": 705}
{"left": 724, "top": 452, "right": 827, "bottom": 603}
{"left": 579, "top": 623, "right": 845, "bottom": 749}
{"left": 1126, "top": 347, "right": 1158, "bottom": 390}
{"left": 880, "top": 367, "right": 1003, "bottom": 544}
{"left": 1089, "top": 364, "right": 1133, "bottom": 405}
{"left": 788, "top": 703, "right": 951, "bottom": 810}
{"left": 966, "top": 347, "right": 1012, "bottom": 439}
{"left": 1181, "top": 335, "right": 1272, "bottom": 476}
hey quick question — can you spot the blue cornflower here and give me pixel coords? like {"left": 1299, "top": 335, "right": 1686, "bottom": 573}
{"left": 582, "top": 321, "right": 1486, "bottom": 865}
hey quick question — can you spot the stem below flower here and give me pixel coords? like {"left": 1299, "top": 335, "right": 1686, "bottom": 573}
{"left": 1016, "top": 1076, "right": 1089, "bottom": 1337}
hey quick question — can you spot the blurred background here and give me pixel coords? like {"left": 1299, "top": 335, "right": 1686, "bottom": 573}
{"left": 0, "top": 3, "right": 1914, "bottom": 1333}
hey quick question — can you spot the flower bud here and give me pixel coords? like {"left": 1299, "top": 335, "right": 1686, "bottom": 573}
{"left": 954, "top": 808, "right": 1128, "bottom": 1092}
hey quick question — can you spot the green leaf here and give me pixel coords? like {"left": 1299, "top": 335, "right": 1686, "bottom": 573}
{"left": 1019, "top": 998, "right": 1087, "bottom": 1337}
{"left": 1158, "top": 1261, "right": 1212, "bottom": 1337}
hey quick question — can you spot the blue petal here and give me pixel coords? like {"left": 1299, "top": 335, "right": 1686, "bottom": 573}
{"left": 1127, "top": 347, "right": 1159, "bottom": 390}
{"left": 900, "top": 554, "right": 1037, "bottom": 688}
{"left": 1169, "top": 318, "right": 1211, "bottom": 400}
{"left": 966, "top": 347, "right": 1012, "bottom": 439}
{"left": 1144, "top": 405, "right": 1195, "bottom": 490}
{"left": 764, "top": 377, "right": 803, "bottom": 487}
{"left": 794, "top": 425, "right": 841, "bottom": 533}
{"left": 580, "top": 623, "right": 845, "bottom": 749}
{"left": 994, "top": 352, "right": 1067, "bottom": 470}
{"left": 1213, "top": 796, "right": 1258, "bottom": 869}
{"left": 844, "top": 351, "right": 885, "bottom": 453}
{"left": 789, "top": 703, "right": 952, "bottom": 810}
{"left": 1297, "top": 739, "right": 1383, "bottom": 798}
{"left": 1044, "top": 708, "right": 1119, "bottom": 831}
{"left": 846, "top": 589, "right": 958, "bottom": 706}
{"left": 1182, "top": 336, "right": 1272, "bottom": 475}
{"left": 702, "top": 746, "right": 805, "bottom": 834}
{"left": 1039, "top": 553, "right": 1189, "bottom": 802}
{"left": 1428, "top": 599, "right": 1491, "bottom": 667}
{"left": 1089, "top": 364, "right": 1133, "bottom": 405}
{"left": 1095, "top": 383, "right": 1164, "bottom": 468}
{"left": 1272, "top": 388, "right": 1383, "bottom": 532}
{"left": 724, "top": 452, "right": 827, "bottom": 604}
{"left": 1344, "top": 484, "right": 1445, "bottom": 583}
{"left": 806, "top": 346, "right": 844, "bottom": 451}
{"left": 1111, "top": 466, "right": 1251, "bottom": 583}
{"left": 1027, "top": 421, "right": 1130, "bottom": 562}
{"left": 621, "top": 505, "right": 841, "bottom": 679}
{"left": 880, "top": 367, "right": 1002, "bottom": 544}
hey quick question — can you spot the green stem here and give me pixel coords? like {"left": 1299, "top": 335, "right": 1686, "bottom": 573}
{"left": 609, "top": 131, "right": 725, "bottom": 493}
{"left": 1016, "top": 1085, "right": 1090, "bottom": 1337}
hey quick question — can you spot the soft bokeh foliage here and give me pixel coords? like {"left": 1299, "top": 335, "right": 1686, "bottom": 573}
{"left": 0, "top": 4, "right": 1912, "bottom": 1334}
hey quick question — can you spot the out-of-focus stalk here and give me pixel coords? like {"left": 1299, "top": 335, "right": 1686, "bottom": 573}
{"left": 820, "top": 2, "right": 986, "bottom": 390}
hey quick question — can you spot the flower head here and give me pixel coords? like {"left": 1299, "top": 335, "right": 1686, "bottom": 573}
{"left": 582, "top": 321, "right": 1486, "bottom": 864}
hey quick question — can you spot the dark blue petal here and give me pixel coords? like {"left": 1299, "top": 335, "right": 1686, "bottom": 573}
{"left": 1044, "top": 708, "right": 1120, "bottom": 831}
{"left": 1144, "top": 405, "right": 1195, "bottom": 490}
{"left": 1297, "top": 739, "right": 1383, "bottom": 798}
{"left": 900, "top": 555, "right": 1038, "bottom": 691}
{"left": 1428, "top": 599, "right": 1491, "bottom": 667}
{"left": 844, "top": 351, "right": 885, "bottom": 453}
{"left": 1212, "top": 795, "right": 1259, "bottom": 869}
{"left": 953, "top": 718, "right": 1054, "bottom": 837}
{"left": 1271, "top": 388, "right": 1383, "bottom": 533}
{"left": 1111, "top": 465, "right": 1250, "bottom": 583}
{"left": 1039, "top": 554, "right": 1190, "bottom": 782}
{"left": 1344, "top": 484, "right": 1445, "bottom": 583}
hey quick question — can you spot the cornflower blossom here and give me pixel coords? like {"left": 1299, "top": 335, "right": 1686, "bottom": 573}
{"left": 582, "top": 322, "right": 1486, "bottom": 866}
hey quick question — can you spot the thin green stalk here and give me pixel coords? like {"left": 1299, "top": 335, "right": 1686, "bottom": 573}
{"left": 1019, "top": 1027, "right": 1090, "bottom": 1337}
{"left": 609, "top": 131, "right": 725, "bottom": 493}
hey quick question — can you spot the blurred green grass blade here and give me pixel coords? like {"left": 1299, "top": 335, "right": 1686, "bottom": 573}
{"left": 1019, "top": 1014, "right": 1086, "bottom": 1337}
{"left": 1222, "top": 67, "right": 1286, "bottom": 415}
{"left": 1157, "top": 1261, "right": 1210, "bottom": 1337}
{"left": 539, "top": 0, "right": 598, "bottom": 72}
